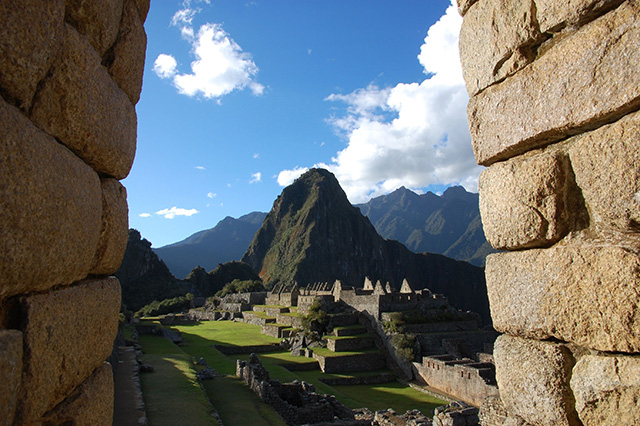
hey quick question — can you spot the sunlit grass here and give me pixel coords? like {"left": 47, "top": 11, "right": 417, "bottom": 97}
{"left": 138, "top": 335, "right": 218, "bottom": 426}
{"left": 142, "top": 320, "right": 448, "bottom": 422}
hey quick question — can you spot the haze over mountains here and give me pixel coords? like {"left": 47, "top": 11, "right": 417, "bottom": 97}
{"left": 154, "top": 212, "right": 266, "bottom": 278}
{"left": 356, "top": 186, "right": 495, "bottom": 266}
{"left": 154, "top": 182, "right": 493, "bottom": 278}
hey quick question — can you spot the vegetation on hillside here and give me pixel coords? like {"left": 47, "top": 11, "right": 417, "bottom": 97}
{"left": 215, "top": 279, "right": 265, "bottom": 297}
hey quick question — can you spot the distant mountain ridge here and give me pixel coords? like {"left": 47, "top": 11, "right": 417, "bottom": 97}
{"left": 242, "top": 168, "right": 490, "bottom": 323}
{"left": 154, "top": 212, "right": 267, "bottom": 278}
{"left": 356, "top": 186, "right": 495, "bottom": 266}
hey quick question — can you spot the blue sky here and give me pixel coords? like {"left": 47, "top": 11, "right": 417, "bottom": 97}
{"left": 124, "top": 0, "right": 483, "bottom": 247}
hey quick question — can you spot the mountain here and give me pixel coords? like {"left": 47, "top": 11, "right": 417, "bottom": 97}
{"left": 242, "top": 168, "right": 490, "bottom": 323}
{"left": 115, "top": 229, "right": 189, "bottom": 311}
{"left": 154, "top": 212, "right": 267, "bottom": 278}
{"left": 356, "top": 186, "right": 495, "bottom": 266}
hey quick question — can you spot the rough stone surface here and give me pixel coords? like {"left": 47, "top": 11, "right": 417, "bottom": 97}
{"left": 91, "top": 178, "right": 129, "bottom": 275}
{"left": 106, "top": 0, "right": 147, "bottom": 104}
{"left": 16, "top": 278, "right": 121, "bottom": 423}
{"left": 0, "top": 330, "right": 22, "bottom": 426}
{"left": 459, "top": 0, "right": 542, "bottom": 97}
{"left": 486, "top": 246, "right": 640, "bottom": 352}
{"left": 134, "top": 0, "right": 151, "bottom": 22}
{"left": 479, "top": 151, "right": 572, "bottom": 249}
{"left": 468, "top": 0, "right": 640, "bottom": 165}
{"left": 0, "top": 97, "right": 102, "bottom": 299}
{"left": 0, "top": 0, "right": 64, "bottom": 110}
{"left": 493, "top": 335, "right": 578, "bottom": 426}
{"left": 570, "top": 354, "right": 640, "bottom": 426}
{"left": 41, "top": 362, "right": 114, "bottom": 426}
{"left": 456, "top": 0, "right": 479, "bottom": 16}
{"left": 30, "top": 24, "right": 137, "bottom": 179}
{"left": 535, "top": 0, "right": 626, "bottom": 33}
{"left": 568, "top": 111, "right": 640, "bottom": 233}
{"left": 64, "top": 0, "right": 124, "bottom": 56}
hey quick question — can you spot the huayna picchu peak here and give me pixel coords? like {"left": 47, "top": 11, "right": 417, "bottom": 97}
{"left": 242, "top": 168, "right": 490, "bottom": 323}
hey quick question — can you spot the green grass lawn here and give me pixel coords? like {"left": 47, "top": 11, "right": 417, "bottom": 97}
{"left": 171, "top": 321, "right": 448, "bottom": 415}
{"left": 137, "top": 320, "right": 447, "bottom": 424}
{"left": 138, "top": 335, "right": 218, "bottom": 426}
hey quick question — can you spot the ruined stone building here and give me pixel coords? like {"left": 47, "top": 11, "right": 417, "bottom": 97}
{"left": 0, "top": 1, "right": 149, "bottom": 424}
{"left": 458, "top": 0, "right": 640, "bottom": 424}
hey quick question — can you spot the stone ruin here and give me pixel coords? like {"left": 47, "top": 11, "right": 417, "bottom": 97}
{"left": 0, "top": 0, "right": 149, "bottom": 424}
{"left": 237, "top": 353, "right": 364, "bottom": 426}
{"left": 458, "top": 0, "right": 640, "bottom": 424}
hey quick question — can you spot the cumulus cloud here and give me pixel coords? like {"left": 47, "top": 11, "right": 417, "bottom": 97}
{"left": 153, "top": 54, "right": 178, "bottom": 79}
{"left": 250, "top": 172, "right": 262, "bottom": 183}
{"left": 194, "top": 165, "right": 206, "bottom": 170}
{"left": 156, "top": 206, "right": 199, "bottom": 219}
{"left": 207, "top": 192, "right": 217, "bottom": 198}
{"left": 277, "top": 166, "right": 309, "bottom": 186}
{"left": 279, "top": 0, "right": 482, "bottom": 203}
{"left": 139, "top": 213, "right": 152, "bottom": 218}
{"left": 154, "top": 2, "right": 264, "bottom": 100}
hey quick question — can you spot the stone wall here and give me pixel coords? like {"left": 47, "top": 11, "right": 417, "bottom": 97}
{"left": 0, "top": 1, "right": 148, "bottom": 425}
{"left": 413, "top": 356, "right": 498, "bottom": 407}
{"left": 458, "top": 0, "right": 640, "bottom": 425}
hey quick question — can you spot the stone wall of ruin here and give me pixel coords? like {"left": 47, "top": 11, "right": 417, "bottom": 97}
{"left": 0, "top": 1, "right": 148, "bottom": 424}
{"left": 458, "top": 0, "right": 640, "bottom": 425}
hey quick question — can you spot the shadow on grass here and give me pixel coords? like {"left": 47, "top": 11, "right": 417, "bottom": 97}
{"left": 153, "top": 321, "right": 449, "bottom": 420}
{"left": 138, "top": 335, "right": 218, "bottom": 426}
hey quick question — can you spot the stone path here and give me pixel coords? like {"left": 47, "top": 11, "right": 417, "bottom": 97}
{"left": 113, "top": 346, "right": 147, "bottom": 426}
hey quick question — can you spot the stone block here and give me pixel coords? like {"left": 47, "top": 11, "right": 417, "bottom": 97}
{"left": 570, "top": 354, "right": 640, "bottom": 426}
{"left": 479, "top": 151, "right": 571, "bottom": 249}
{"left": 91, "top": 179, "right": 129, "bottom": 275}
{"left": 0, "top": 97, "right": 102, "bottom": 300}
{"left": 535, "top": 0, "right": 626, "bottom": 33}
{"left": 468, "top": 0, "right": 640, "bottom": 166}
{"left": 135, "top": 0, "right": 151, "bottom": 23}
{"left": 459, "top": 0, "right": 542, "bottom": 97}
{"left": 41, "top": 362, "right": 114, "bottom": 426}
{"left": 493, "top": 335, "right": 578, "bottom": 426}
{"left": 486, "top": 245, "right": 640, "bottom": 352}
{"left": 65, "top": 0, "right": 124, "bottom": 56}
{"left": 30, "top": 24, "right": 137, "bottom": 179}
{"left": 0, "top": 330, "right": 22, "bottom": 426}
{"left": 106, "top": 0, "right": 147, "bottom": 105}
{"left": 15, "top": 278, "right": 121, "bottom": 423}
{"left": 568, "top": 110, "right": 640, "bottom": 233}
{"left": 0, "top": 0, "right": 64, "bottom": 110}
{"left": 456, "top": 0, "right": 479, "bottom": 16}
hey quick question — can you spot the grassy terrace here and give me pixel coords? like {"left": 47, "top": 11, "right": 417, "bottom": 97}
{"left": 136, "top": 320, "right": 448, "bottom": 424}
{"left": 312, "top": 347, "right": 380, "bottom": 357}
{"left": 324, "top": 333, "right": 370, "bottom": 340}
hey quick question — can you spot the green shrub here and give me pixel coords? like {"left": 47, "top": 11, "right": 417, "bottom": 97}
{"left": 301, "top": 298, "right": 329, "bottom": 338}
{"left": 390, "top": 333, "right": 417, "bottom": 363}
{"left": 382, "top": 312, "right": 405, "bottom": 333}
{"left": 215, "top": 279, "right": 265, "bottom": 297}
{"left": 135, "top": 293, "right": 194, "bottom": 318}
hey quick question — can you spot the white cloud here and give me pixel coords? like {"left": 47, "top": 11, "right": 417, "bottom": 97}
{"left": 285, "top": 0, "right": 482, "bottom": 203}
{"left": 277, "top": 166, "right": 309, "bottom": 187}
{"left": 194, "top": 165, "right": 205, "bottom": 170}
{"left": 153, "top": 54, "right": 178, "bottom": 79}
{"left": 154, "top": 3, "right": 264, "bottom": 101}
{"left": 250, "top": 172, "right": 262, "bottom": 183}
{"left": 207, "top": 192, "right": 217, "bottom": 198}
{"left": 155, "top": 206, "right": 199, "bottom": 219}
{"left": 253, "top": 153, "right": 259, "bottom": 159}
{"left": 139, "top": 213, "right": 152, "bottom": 218}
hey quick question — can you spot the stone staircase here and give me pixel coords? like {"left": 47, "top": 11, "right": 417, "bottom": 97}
{"left": 242, "top": 305, "right": 304, "bottom": 339}
{"left": 311, "top": 316, "right": 386, "bottom": 374}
